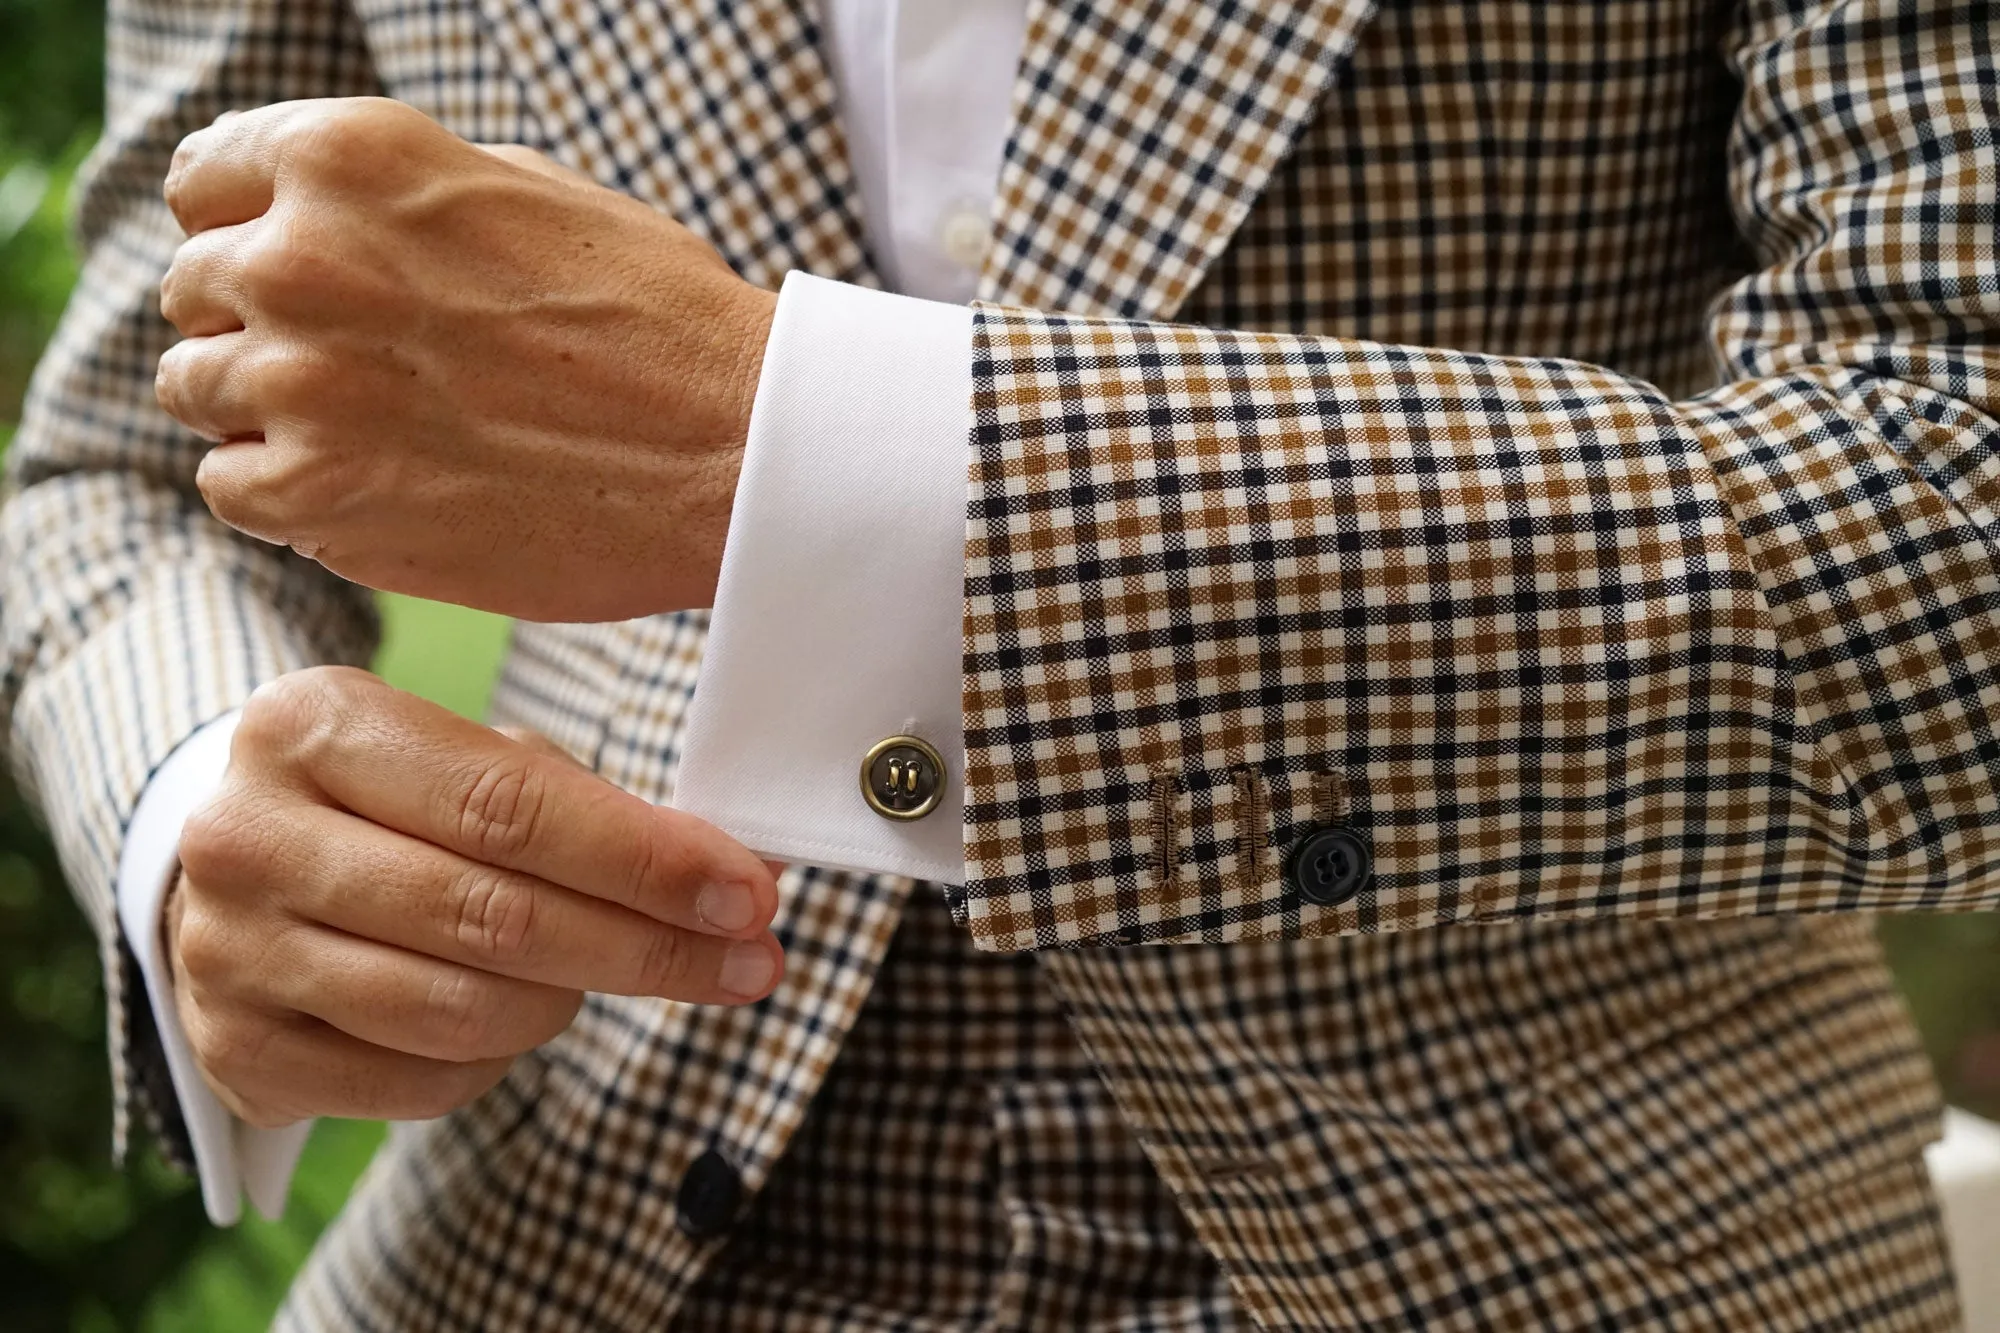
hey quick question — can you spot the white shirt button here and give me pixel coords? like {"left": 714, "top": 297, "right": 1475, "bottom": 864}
{"left": 939, "top": 206, "right": 990, "bottom": 271}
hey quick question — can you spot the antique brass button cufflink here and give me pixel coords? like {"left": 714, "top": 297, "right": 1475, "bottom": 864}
{"left": 861, "top": 735, "right": 946, "bottom": 821}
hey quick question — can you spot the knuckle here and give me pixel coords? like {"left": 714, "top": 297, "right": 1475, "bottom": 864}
{"left": 234, "top": 1098, "right": 300, "bottom": 1131}
{"left": 256, "top": 349, "right": 331, "bottom": 415}
{"left": 237, "top": 673, "right": 324, "bottom": 756}
{"left": 163, "top": 134, "right": 204, "bottom": 216}
{"left": 290, "top": 99, "right": 414, "bottom": 178}
{"left": 154, "top": 347, "right": 191, "bottom": 418}
{"left": 182, "top": 999, "right": 226, "bottom": 1069}
{"left": 193, "top": 1006, "right": 278, "bottom": 1087}
{"left": 634, "top": 925, "right": 693, "bottom": 995}
{"left": 238, "top": 666, "right": 376, "bottom": 769}
{"left": 286, "top": 111, "right": 359, "bottom": 174}
{"left": 447, "top": 866, "right": 537, "bottom": 968}
{"left": 260, "top": 435, "right": 355, "bottom": 525}
{"left": 456, "top": 757, "right": 546, "bottom": 862}
{"left": 238, "top": 226, "right": 306, "bottom": 301}
{"left": 422, "top": 969, "right": 496, "bottom": 1058}
{"left": 194, "top": 456, "right": 265, "bottom": 537}
{"left": 157, "top": 262, "right": 185, "bottom": 324}
{"left": 171, "top": 896, "right": 228, "bottom": 982}
{"left": 610, "top": 822, "right": 668, "bottom": 913}
{"left": 158, "top": 231, "right": 222, "bottom": 325}
{"left": 177, "top": 792, "right": 263, "bottom": 888}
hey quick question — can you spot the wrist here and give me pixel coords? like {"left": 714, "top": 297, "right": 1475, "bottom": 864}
{"left": 687, "top": 282, "right": 778, "bottom": 607}
{"left": 723, "top": 285, "right": 780, "bottom": 444}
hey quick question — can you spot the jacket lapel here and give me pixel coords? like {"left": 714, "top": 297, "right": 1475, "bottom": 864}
{"left": 473, "top": 0, "right": 877, "bottom": 291}
{"left": 981, "top": 0, "right": 1379, "bottom": 319}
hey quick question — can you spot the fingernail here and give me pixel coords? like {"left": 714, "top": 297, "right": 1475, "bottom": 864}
{"left": 719, "top": 943, "right": 776, "bottom": 998}
{"left": 696, "top": 882, "right": 757, "bottom": 933}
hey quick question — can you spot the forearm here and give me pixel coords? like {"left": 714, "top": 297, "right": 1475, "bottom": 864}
{"left": 960, "top": 311, "right": 1998, "bottom": 946}
{"left": 954, "top": 0, "right": 1999, "bottom": 948}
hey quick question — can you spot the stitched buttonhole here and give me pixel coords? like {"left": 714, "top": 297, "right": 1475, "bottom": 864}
{"left": 1310, "top": 769, "right": 1349, "bottom": 826}
{"left": 1230, "top": 766, "right": 1272, "bottom": 890}
{"left": 1147, "top": 774, "right": 1177, "bottom": 905}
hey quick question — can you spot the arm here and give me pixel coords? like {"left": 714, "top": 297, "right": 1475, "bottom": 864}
{"left": 0, "top": 0, "right": 383, "bottom": 1170}
{"left": 956, "top": 0, "right": 2000, "bottom": 947}
{"left": 2, "top": 5, "right": 790, "bottom": 1230}
{"left": 144, "top": 0, "right": 1994, "bottom": 953}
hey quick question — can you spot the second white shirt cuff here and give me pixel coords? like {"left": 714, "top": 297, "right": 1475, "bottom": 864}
{"left": 117, "top": 709, "right": 315, "bottom": 1225}
{"left": 675, "top": 271, "right": 971, "bottom": 884}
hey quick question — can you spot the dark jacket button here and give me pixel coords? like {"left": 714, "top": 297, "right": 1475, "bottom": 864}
{"left": 675, "top": 1148, "right": 744, "bottom": 1240}
{"left": 1284, "top": 826, "right": 1372, "bottom": 906}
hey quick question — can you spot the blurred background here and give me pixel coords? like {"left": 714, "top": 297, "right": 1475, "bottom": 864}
{"left": 1, "top": 2, "right": 1996, "bottom": 1329}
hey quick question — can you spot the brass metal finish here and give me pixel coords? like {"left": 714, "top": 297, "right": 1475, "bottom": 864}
{"left": 860, "top": 735, "right": 946, "bottom": 821}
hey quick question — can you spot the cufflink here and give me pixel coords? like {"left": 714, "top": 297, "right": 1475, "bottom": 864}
{"left": 861, "top": 735, "right": 945, "bottom": 821}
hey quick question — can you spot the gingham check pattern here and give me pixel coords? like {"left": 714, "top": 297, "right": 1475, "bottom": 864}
{"left": 281, "top": 889, "right": 1248, "bottom": 1331}
{"left": 961, "top": 0, "right": 2000, "bottom": 951}
{"left": 0, "top": 0, "right": 1981, "bottom": 1326}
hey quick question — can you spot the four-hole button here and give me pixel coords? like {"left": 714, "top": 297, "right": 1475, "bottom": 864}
{"left": 1285, "top": 826, "right": 1372, "bottom": 906}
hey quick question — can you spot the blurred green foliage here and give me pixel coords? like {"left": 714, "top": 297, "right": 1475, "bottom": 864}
{"left": 0, "top": 4, "right": 1995, "bottom": 1331}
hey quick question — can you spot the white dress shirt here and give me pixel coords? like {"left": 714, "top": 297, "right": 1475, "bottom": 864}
{"left": 119, "top": 0, "right": 1019, "bottom": 1224}
{"left": 107, "top": 3, "right": 2000, "bottom": 1281}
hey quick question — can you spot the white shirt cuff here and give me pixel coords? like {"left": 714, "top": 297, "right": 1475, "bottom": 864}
{"left": 676, "top": 271, "right": 971, "bottom": 884}
{"left": 116, "top": 709, "right": 314, "bottom": 1225}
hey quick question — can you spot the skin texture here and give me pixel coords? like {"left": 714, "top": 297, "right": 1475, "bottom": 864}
{"left": 150, "top": 101, "right": 787, "bottom": 1126}
{"left": 165, "top": 667, "right": 786, "bottom": 1129}
{"left": 155, "top": 97, "right": 779, "bottom": 624}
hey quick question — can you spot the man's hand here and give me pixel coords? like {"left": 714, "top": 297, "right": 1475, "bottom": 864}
{"left": 165, "top": 666, "right": 784, "bottom": 1128}
{"left": 154, "top": 98, "right": 778, "bottom": 622}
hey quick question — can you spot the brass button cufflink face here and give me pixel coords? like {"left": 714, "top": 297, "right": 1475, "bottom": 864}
{"left": 861, "top": 735, "right": 946, "bottom": 821}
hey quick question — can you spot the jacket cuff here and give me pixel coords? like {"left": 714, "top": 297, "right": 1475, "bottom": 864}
{"left": 7, "top": 556, "right": 371, "bottom": 1175}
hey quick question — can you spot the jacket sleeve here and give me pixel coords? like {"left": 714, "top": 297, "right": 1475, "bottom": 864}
{"left": 958, "top": 0, "right": 2000, "bottom": 950}
{"left": 0, "top": 0, "right": 382, "bottom": 1163}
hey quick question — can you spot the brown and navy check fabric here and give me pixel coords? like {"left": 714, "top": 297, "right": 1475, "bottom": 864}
{"left": 961, "top": 0, "right": 2000, "bottom": 951}
{"left": 279, "top": 889, "right": 1249, "bottom": 1331}
{"left": 1, "top": 0, "right": 1987, "bottom": 1326}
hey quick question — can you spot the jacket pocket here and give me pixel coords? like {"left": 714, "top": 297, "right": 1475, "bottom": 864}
{"left": 1515, "top": 926, "right": 1943, "bottom": 1266}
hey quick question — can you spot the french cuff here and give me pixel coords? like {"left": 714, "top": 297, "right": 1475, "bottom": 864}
{"left": 676, "top": 271, "right": 971, "bottom": 884}
{"left": 116, "top": 709, "right": 313, "bottom": 1225}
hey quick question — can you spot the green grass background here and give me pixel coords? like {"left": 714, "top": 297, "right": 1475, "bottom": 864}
{"left": 1, "top": 4, "right": 1995, "bottom": 1328}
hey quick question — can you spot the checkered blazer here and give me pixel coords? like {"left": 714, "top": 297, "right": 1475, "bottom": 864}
{"left": 3, "top": 0, "right": 1991, "bottom": 1326}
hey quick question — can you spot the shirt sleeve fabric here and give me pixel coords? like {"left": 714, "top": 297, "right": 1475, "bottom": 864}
{"left": 117, "top": 710, "right": 314, "bottom": 1225}
{"left": 675, "top": 272, "right": 973, "bottom": 885}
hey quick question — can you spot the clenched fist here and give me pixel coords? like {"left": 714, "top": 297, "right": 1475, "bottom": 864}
{"left": 154, "top": 97, "right": 778, "bottom": 622}
{"left": 166, "top": 667, "right": 784, "bottom": 1128}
